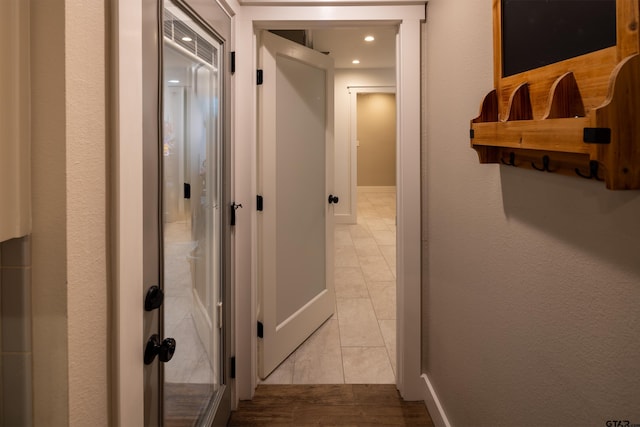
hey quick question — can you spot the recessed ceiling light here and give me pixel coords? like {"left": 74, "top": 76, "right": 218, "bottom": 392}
{"left": 364, "top": 35, "right": 375, "bottom": 42}
{"left": 168, "top": 79, "right": 180, "bottom": 83}
{"left": 181, "top": 36, "right": 193, "bottom": 42}
{"left": 352, "top": 59, "right": 360, "bottom": 64}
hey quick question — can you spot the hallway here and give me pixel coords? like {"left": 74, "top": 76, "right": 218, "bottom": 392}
{"left": 261, "top": 188, "right": 397, "bottom": 384}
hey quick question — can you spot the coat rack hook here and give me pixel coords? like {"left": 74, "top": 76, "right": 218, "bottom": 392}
{"left": 500, "top": 152, "right": 517, "bottom": 167}
{"left": 575, "top": 160, "right": 603, "bottom": 181}
{"left": 531, "top": 155, "right": 554, "bottom": 172}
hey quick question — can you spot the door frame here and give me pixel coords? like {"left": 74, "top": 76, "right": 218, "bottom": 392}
{"left": 112, "top": 0, "right": 144, "bottom": 423}
{"left": 233, "top": 4, "right": 424, "bottom": 402}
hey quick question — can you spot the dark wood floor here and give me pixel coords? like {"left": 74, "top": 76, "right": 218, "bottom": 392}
{"left": 165, "top": 383, "right": 213, "bottom": 427}
{"left": 227, "top": 384, "right": 434, "bottom": 426}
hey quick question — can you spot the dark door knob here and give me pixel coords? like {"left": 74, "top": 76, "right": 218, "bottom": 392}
{"left": 144, "top": 334, "right": 177, "bottom": 365}
{"left": 328, "top": 194, "right": 339, "bottom": 204}
{"left": 144, "top": 285, "right": 164, "bottom": 311}
{"left": 158, "top": 337, "right": 176, "bottom": 362}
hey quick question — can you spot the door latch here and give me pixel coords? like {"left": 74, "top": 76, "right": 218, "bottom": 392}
{"left": 328, "top": 194, "right": 339, "bottom": 204}
{"left": 231, "top": 203, "right": 243, "bottom": 226}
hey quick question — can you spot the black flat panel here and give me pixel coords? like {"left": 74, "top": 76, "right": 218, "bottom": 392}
{"left": 502, "top": 0, "right": 616, "bottom": 77}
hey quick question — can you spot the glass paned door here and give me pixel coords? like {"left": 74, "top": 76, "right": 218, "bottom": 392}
{"left": 161, "top": 2, "right": 224, "bottom": 425}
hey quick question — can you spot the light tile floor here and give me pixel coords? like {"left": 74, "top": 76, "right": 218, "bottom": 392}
{"left": 163, "top": 221, "right": 215, "bottom": 384}
{"left": 261, "top": 187, "right": 397, "bottom": 384}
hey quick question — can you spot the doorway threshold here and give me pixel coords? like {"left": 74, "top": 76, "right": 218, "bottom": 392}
{"left": 228, "top": 384, "right": 434, "bottom": 426}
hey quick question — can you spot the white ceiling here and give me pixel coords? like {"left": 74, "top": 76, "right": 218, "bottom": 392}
{"left": 163, "top": 26, "right": 398, "bottom": 77}
{"left": 310, "top": 26, "right": 396, "bottom": 69}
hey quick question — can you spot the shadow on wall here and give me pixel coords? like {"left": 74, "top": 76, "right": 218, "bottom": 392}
{"left": 500, "top": 166, "right": 640, "bottom": 277}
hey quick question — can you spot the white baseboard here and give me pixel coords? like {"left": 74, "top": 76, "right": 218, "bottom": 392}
{"left": 334, "top": 213, "right": 355, "bottom": 224}
{"left": 357, "top": 185, "right": 396, "bottom": 193}
{"left": 421, "top": 373, "right": 451, "bottom": 427}
{"left": 193, "top": 287, "right": 214, "bottom": 363}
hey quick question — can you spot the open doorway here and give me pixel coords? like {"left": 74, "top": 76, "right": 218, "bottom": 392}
{"left": 232, "top": 5, "right": 424, "bottom": 401}
{"left": 356, "top": 92, "right": 396, "bottom": 189}
{"left": 258, "top": 28, "right": 397, "bottom": 385}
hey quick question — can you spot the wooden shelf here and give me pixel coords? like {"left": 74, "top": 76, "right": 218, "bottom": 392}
{"left": 471, "top": 1, "right": 640, "bottom": 190}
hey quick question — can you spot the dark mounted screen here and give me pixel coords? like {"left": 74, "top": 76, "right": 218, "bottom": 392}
{"left": 502, "top": 0, "right": 616, "bottom": 77}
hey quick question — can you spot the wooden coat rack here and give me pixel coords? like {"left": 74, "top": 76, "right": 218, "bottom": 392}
{"left": 471, "top": 1, "right": 640, "bottom": 190}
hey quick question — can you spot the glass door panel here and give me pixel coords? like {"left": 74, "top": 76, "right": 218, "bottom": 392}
{"left": 162, "top": 2, "right": 223, "bottom": 425}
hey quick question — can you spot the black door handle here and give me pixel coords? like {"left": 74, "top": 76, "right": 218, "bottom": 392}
{"left": 328, "top": 194, "right": 339, "bottom": 204}
{"left": 144, "top": 285, "right": 164, "bottom": 311}
{"left": 144, "top": 334, "right": 177, "bottom": 364}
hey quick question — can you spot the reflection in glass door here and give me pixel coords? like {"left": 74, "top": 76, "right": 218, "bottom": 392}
{"left": 162, "top": 2, "right": 224, "bottom": 425}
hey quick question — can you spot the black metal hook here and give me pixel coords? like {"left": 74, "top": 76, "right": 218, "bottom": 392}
{"left": 531, "top": 155, "right": 554, "bottom": 172}
{"left": 575, "top": 160, "right": 604, "bottom": 181}
{"left": 500, "top": 152, "right": 517, "bottom": 167}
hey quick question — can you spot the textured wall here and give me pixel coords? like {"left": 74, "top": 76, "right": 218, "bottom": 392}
{"left": 31, "top": 0, "right": 109, "bottom": 425}
{"left": 65, "top": 0, "right": 109, "bottom": 425}
{"left": 422, "top": 1, "right": 640, "bottom": 426}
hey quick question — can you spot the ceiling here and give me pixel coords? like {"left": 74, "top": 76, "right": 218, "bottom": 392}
{"left": 164, "top": 26, "right": 398, "bottom": 77}
{"left": 309, "top": 27, "right": 397, "bottom": 69}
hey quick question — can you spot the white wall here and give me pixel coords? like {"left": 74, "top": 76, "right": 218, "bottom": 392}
{"left": 423, "top": 1, "right": 640, "bottom": 426}
{"left": 334, "top": 68, "right": 395, "bottom": 222}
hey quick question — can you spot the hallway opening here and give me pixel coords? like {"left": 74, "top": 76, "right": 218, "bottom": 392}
{"left": 257, "top": 27, "right": 397, "bottom": 385}
{"left": 233, "top": 5, "right": 424, "bottom": 402}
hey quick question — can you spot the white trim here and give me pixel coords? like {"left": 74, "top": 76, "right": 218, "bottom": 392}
{"left": 421, "top": 374, "right": 452, "bottom": 427}
{"left": 216, "top": 0, "right": 237, "bottom": 17}
{"left": 232, "top": 17, "right": 259, "bottom": 401}
{"left": 357, "top": 186, "right": 396, "bottom": 193}
{"left": 244, "top": 5, "right": 423, "bottom": 24}
{"left": 112, "top": 0, "right": 144, "bottom": 424}
{"left": 192, "top": 287, "right": 215, "bottom": 362}
{"left": 239, "top": 0, "right": 426, "bottom": 6}
{"left": 233, "top": 3, "right": 425, "bottom": 403}
{"left": 395, "top": 16, "right": 423, "bottom": 401}
{"left": 333, "top": 213, "right": 356, "bottom": 224}
{"left": 348, "top": 85, "right": 396, "bottom": 90}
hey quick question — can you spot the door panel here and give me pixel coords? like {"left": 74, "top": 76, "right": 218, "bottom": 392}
{"left": 143, "top": 0, "right": 232, "bottom": 425}
{"left": 258, "top": 31, "right": 336, "bottom": 378}
{"left": 275, "top": 55, "right": 327, "bottom": 324}
{"left": 162, "top": 5, "right": 223, "bottom": 418}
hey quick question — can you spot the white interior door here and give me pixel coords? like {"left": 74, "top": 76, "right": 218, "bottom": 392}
{"left": 257, "top": 30, "right": 336, "bottom": 378}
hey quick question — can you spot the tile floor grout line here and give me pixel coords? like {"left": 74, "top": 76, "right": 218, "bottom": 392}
{"left": 336, "top": 298, "right": 346, "bottom": 384}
